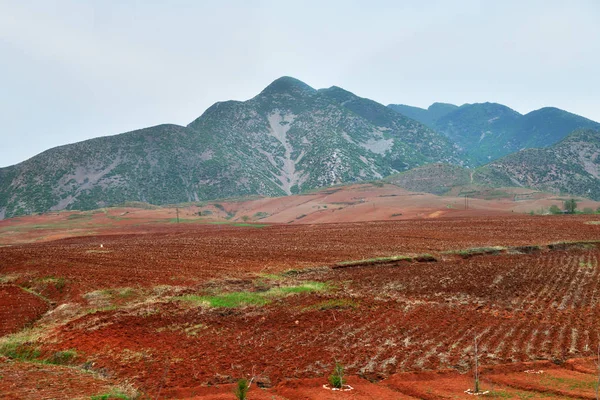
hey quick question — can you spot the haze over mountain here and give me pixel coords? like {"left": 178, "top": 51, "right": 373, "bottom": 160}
{"left": 389, "top": 103, "right": 600, "bottom": 164}
{"left": 0, "top": 77, "right": 462, "bottom": 219}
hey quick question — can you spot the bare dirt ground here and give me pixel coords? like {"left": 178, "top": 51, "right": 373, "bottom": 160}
{"left": 1, "top": 210, "right": 600, "bottom": 399}
{"left": 2, "top": 183, "right": 599, "bottom": 246}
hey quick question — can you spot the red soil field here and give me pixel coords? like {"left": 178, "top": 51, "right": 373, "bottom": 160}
{"left": 0, "top": 285, "right": 49, "bottom": 336}
{"left": 0, "top": 358, "right": 118, "bottom": 399}
{"left": 1, "top": 212, "right": 600, "bottom": 399}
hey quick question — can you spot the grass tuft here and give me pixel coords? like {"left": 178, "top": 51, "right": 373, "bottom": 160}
{"left": 173, "top": 282, "right": 328, "bottom": 308}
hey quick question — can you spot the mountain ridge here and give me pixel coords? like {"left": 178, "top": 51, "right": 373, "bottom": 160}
{"left": 0, "top": 77, "right": 462, "bottom": 219}
{"left": 388, "top": 102, "right": 600, "bottom": 164}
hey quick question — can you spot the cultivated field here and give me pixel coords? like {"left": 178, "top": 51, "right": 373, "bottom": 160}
{"left": 1, "top": 212, "right": 600, "bottom": 399}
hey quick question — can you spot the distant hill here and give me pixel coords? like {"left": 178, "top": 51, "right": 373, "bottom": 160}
{"left": 0, "top": 77, "right": 463, "bottom": 219}
{"left": 388, "top": 102, "right": 600, "bottom": 165}
{"left": 384, "top": 164, "right": 471, "bottom": 195}
{"left": 385, "top": 129, "right": 600, "bottom": 201}
{"left": 474, "top": 128, "right": 600, "bottom": 200}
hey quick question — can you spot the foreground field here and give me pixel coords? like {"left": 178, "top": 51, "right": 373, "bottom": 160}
{"left": 1, "top": 214, "right": 600, "bottom": 399}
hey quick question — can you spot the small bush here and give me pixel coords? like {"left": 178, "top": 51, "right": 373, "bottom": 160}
{"left": 549, "top": 204, "right": 561, "bottom": 214}
{"left": 234, "top": 378, "right": 249, "bottom": 400}
{"left": 328, "top": 362, "right": 345, "bottom": 389}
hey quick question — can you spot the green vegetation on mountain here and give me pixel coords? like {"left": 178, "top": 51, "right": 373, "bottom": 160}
{"left": 387, "top": 129, "right": 600, "bottom": 201}
{"left": 387, "top": 102, "right": 458, "bottom": 128}
{"left": 0, "top": 77, "right": 463, "bottom": 219}
{"left": 474, "top": 129, "right": 600, "bottom": 200}
{"left": 388, "top": 102, "right": 600, "bottom": 165}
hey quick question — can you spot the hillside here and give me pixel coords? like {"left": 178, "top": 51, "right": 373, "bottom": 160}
{"left": 387, "top": 102, "right": 458, "bottom": 128}
{"left": 0, "top": 77, "right": 462, "bottom": 219}
{"left": 388, "top": 102, "right": 600, "bottom": 164}
{"left": 382, "top": 129, "right": 600, "bottom": 201}
{"left": 384, "top": 163, "right": 471, "bottom": 195}
{"left": 474, "top": 128, "right": 600, "bottom": 200}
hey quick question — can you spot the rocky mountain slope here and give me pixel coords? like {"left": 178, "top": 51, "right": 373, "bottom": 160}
{"left": 474, "top": 128, "right": 600, "bottom": 200}
{"left": 388, "top": 102, "right": 600, "bottom": 165}
{"left": 386, "top": 129, "right": 600, "bottom": 201}
{"left": 0, "top": 77, "right": 462, "bottom": 219}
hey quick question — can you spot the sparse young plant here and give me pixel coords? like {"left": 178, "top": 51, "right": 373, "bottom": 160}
{"left": 328, "top": 362, "right": 345, "bottom": 389}
{"left": 474, "top": 335, "right": 480, "bottom": 393}
{"left": 234, "top": 378, "right": 249, "bottom": 400}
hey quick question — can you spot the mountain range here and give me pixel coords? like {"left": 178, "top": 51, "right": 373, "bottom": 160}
{"left": 1, "top": 76, "right": 599, "bottom": 219}
{"left": 0, "top": 77, "right": 461, "bottom": 219}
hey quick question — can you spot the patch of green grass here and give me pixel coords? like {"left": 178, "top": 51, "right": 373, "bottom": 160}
{"left": 173, "top": 282, "right": 328, "bottom": 308}
{"left": 90, "top": 391, "right": 133, "bottom": 400}
{"left": 0, "top": 328, "right": 42, "bottom": 362}
{"left": 0, "top": 340, "right": 40, "bottom": 361}
{"left": 257, "top": 273, "right": 285, "bottom": 281}
{"left": 337, "top": 255, "right": 413, "bottom": 266}
{"left": 36, "top": 276, "right": 66, "bottom": 291}
{"left": 541, "top": 374, "right": 597, "bottom": 391}
{"left": 444, "top": 246, "right": 506, "bottom": 257}
{"left": 268, "top": 281, "right": 327, "bottom": 295}
{"left": 85, "top": 305, "right": 118, "bottom": 315}
{"left": 177, "top": 292, "right": 270, "bottom": 308}
{"left": 66, "top": 213, "right": 91, "bottom": 220}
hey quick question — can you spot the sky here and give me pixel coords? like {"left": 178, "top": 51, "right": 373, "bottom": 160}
{"left": 1, "top": 0, "right": 599, "bottom": 167}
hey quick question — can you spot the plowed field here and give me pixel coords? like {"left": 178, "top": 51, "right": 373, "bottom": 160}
{"left": 1, "top": 214, "right": 600, "bottom": 399}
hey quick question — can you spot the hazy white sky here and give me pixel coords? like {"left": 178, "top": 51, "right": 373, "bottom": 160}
{"left": 1, "top": 0, "right": 599, "bottom": 167}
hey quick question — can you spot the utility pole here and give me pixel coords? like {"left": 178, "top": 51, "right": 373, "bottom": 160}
{"left": 176, "top": 207, "right": 180, "bottom": 224}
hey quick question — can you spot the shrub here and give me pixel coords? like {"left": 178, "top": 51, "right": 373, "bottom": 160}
{"left": 583, "top": 207, "right": 594, "bottom": 214}
{"left": 234, "top": 378, "right": 249, "bottom": 400}
{"left": 328, "top": 362, "right": 345, "bottom": 389}
{"left": 549, "top": 204, "right": 561, "bottom": 214}
{"left": 564, "top": 199, "right": 577, "bottom": 214}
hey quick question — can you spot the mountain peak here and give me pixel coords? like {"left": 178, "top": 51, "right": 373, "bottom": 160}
{"left": 259, "top": 76, "right": 316, "bottom": 97}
